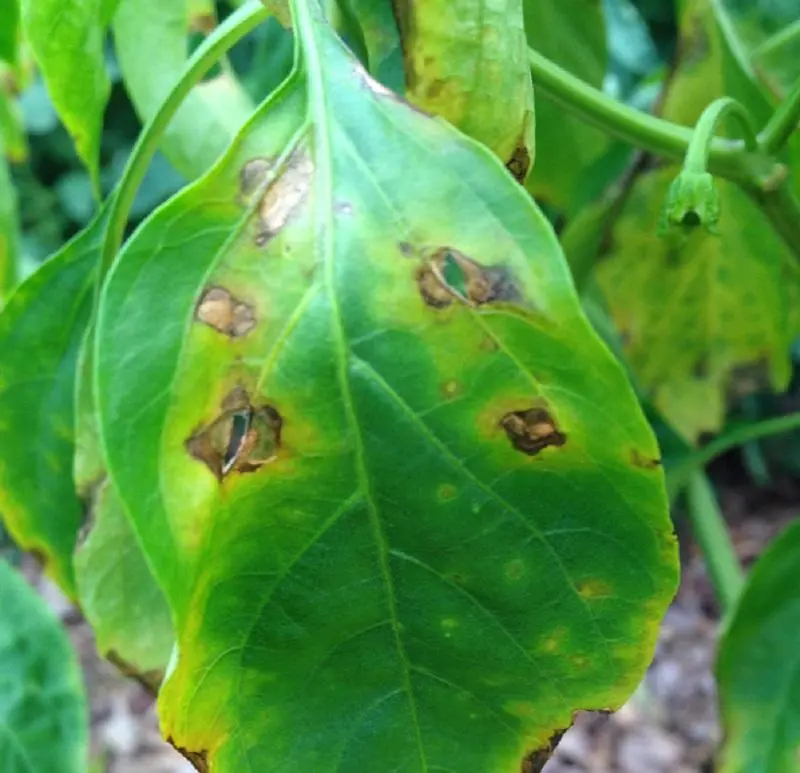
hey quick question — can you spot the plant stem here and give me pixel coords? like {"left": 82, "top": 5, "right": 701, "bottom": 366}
{"left": 528, "top": 47, "right": 800, "bottom": 260}
{"left": 683, "top": 97, "right": 758, "bottom": 174}
{"left": 758, "top": 75, "right": 800, "bottom": 155}
{"left": 686, "top": 473, "right": 745, "bottom": 614}
{"left": 527, "top": 48, "right": 774, "bottom": 187}
{"left": 667, "top": 410, "right": 800, "bottom": 498}
{"left": 100, "top": 1, "right": 269, "bottom": 280}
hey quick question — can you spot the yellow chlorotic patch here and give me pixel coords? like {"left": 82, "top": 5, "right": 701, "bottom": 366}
{"left": 504, "top": 558, "right": 526, "bottom": 581}
{"left": 577, "top": 578, "right": 614, "bottom": 599}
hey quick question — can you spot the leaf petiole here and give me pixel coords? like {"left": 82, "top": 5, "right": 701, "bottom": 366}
{"left": 683, "top": 97, "right": 758, "bottom": 175}
{"left": 758, "top": 75, "right": 800, "bottom": 156}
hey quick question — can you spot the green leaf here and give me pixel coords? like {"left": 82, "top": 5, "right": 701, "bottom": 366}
{"left": 97, "top": 2, "right": 677, "bottom": 768}
{"left": 0, "top": 216, "right": 101, "bottom": 594}
{"left": 0, "top": 84, "right": 29, "bottom": 163}
{"left": 0, "top": 136, "right": 19, "bottom": 304}
{"left": 113, "top": 0, "right": 256, "bottom": 179}
{"left": 0, "top": 0, "right": 19, "bottom": 67}
{"left": 73, "top": 337, "right": 174, "bottom": 680}
{"left": 717, "top": 518, "right": 800, "bottom": 773}
{"left": 0, "top": 559, "right": 87, "bottom": 772}
{"left": 19, "top": 0, "right": 109, "bottom": 191}
{"left": 395, "top": 0, "right": 535, "bottom": 182}
{"left": 524, "top": 0, "right": 613, "bottom": 211}
{"left": 346, "top": 0, "right": 405, "bottom": 93}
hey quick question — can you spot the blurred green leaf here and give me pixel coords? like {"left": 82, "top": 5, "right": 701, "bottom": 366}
{"left": 0, "top": 85, "right": 27, "bottom": 162}
{"left": 718, "top": 517, "right": 800, "bottom": 773}
{"left": 73, "top": 338, "right": 174, "bottom": 679}
{"left": 0, "top": 215, "right": 101, "bottom": 594}
{"left": 347, "top": 0, "right": 404, "bottom": 93}
{"left": 594, "top": 0, "right": 800, "bottom": 442}
{"left": 233, "top": 16, "right": 295, "bottom": 102}
{"left": 113, "top": 0, "right": 256, "bottom": 179}
{"left": 19, "top": 0, "right": 110, "bottom": 191}
{"left": 0, "top": 138, "right": 19, "bottom": 304}
{"left": 0, "top": 559, "right": 87, "bottom": 772}
{"left": 596, "top": 167, "right": 799, "bottom": 441}
{"left": 524, "top": 0, "right": 613, "bottom": 212}
{"left": 0, "top": 0, "right": 19, "bottom": 68}
{"left": 395, "top": 0, "right": 535, "bottom": 181}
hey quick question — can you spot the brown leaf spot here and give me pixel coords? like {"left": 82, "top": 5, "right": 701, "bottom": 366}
{"left": 239, "top": 157, "right": 273, "bottom": 198}
{"left": 186, "top": 386, "right": 282, "bottom": 480}
{"left": 522, "top": 729, "right": 567, "bottom": 773}
{"left": 631, "top": 449, "right": 661, "bottom": 470}
{"left": 240, "top": 150, "right": 313, "bottom": 247}
{"left": 501, "top": 408, "right": 566, "bottom": 455}
{"left": 195, "top": 287, "right": 256, "bottom": 338}
{"left": 417, "top": 248, "right": 521, "bottom": 308}
{"left": 506, "top": 143, "right": 531, "bottom": 184}
{"left": 257, "top": 150, "right": 313, "bottom": 245}
{"left": 167, "top": 739, "right": 208, "bottom": 772}
{"left": 398, "top": 241, "right": 415, "bottom": 258}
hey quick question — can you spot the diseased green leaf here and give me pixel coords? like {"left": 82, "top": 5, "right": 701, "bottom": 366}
{"left": 19, "top": 0, "right": 109, "bottom": 190}
{"left": 0, "top": 216, "right": 101, "bottom": 594}
{"left": 395, "top": 0, "right": 535, "bottom": 182}
{"left": 717, "top": 518, "right": 800, "bottom": 773}
{"left": 73, "top": 337, "right": 174, "bottom": 680}
{"left": 97, "top": 3, "right": 677, "bottom": 769}
{"left": 593, "top": 0, "right": 800, "bottom": 442}
{"left": 113, "top": 0, "right": 256, "bottom": 179}
{"left": 0, "top": 559, "right": 87, "bottom": 772}
{"left": 524, "top": 0, "right": 612, "bottom": 211}
{"left": 596, "top": 167, "right": 800, "bottom": 441}
{"left": 0, "top": 0, "right": 19, "bottom": 67}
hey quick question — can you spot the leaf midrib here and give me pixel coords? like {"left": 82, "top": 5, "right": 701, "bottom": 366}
{"left": 294, "top": 2, "right": 430, "bottom": 769}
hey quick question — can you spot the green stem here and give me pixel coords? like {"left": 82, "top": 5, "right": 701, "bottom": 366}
{"left": 683, "top": 97, "right": 758, "bottom": 174}
{"left": 667, "top": 410, "right": 800, "bottom": 498}
{"left": 758, "top": 75, "right": 800, "bottom": 155}
{"left": 99, "top": 1, "right": 268, "bottom": 281}
{"left": 528, "top": 47, "right": 775, "bottom": 187}
{"left": 528, "top": 47, "right": 800, "bottom": 260}
{"left": 686, "top": 473, "right": 745, "bottom": 614}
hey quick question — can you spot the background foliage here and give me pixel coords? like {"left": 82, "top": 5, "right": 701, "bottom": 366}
{"left": 1, "top": 0, "right": 800, "bottom": 771}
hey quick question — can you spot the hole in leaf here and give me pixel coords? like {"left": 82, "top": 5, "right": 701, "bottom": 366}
{"left": 500, "top": 407, "right": 566, "bottom": 455}
{"left": 186, "top": 386, "right": 282, "bottom": 480}
{"left": 417, "top": 248, "right": 520, "bottom": 308}
{"left": 506, "top": 143, "right": 531, "bottom": 183}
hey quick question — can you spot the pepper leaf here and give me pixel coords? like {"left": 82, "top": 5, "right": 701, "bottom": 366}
{"left": 97, "top": 2, "right": 677, "bottom": 769}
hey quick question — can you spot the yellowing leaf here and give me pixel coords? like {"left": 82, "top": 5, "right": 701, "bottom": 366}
{"left": 96, "top": 2, "right": 677, "bottom": 769}
{"left": 396, "top": 0, "right": 535, "bottom": 181}
{"left": 20, "top": 0, "right": 109, "bottom": 190}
